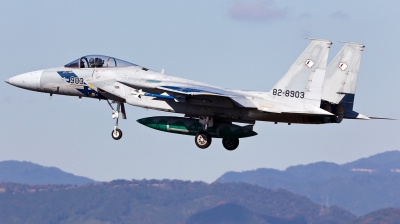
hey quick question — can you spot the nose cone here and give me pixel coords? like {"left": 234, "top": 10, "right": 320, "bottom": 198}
{"left": 6, "top": 70, "right": 44, "bottom": 91}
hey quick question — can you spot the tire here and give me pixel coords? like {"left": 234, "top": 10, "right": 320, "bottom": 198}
{"left": 111, "top": 128, "right": 123, "bottom": 140}
{"left": 195, "top": 131, "right": 212, "bottom": 149}
{"left": 222, "top": 138, "right": 239, "bottom": 151}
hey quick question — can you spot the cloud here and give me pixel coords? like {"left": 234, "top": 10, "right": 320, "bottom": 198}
{"left": 330, "top": 10, "right": 350, "bottom": 19}
{"left": 229, "top": 0, "right": 288, "bottom": 22}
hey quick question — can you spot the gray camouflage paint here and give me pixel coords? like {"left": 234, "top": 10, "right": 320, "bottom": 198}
{"left": 5, "top": 39, "right": 374, "bottom": 142}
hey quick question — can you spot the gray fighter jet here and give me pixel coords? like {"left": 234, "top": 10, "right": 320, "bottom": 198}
{"left": 5, "top": 39, "right": 388, "bottom": 150}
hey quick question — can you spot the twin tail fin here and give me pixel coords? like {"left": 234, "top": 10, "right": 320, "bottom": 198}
{"left": 269, "top": 39, "right": 332, "bottom": 111}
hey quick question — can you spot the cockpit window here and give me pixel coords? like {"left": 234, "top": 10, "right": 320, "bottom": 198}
{"left": 65, "top": 55, "right": 137, "bottom": 68}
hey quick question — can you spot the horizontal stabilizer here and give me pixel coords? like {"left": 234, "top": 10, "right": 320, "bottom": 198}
{"left": 355, "top": 113, "right": 370, "bottom": 120}
{"left": 369, "top": 117, "right": 397, "bottom": 120}
{"left": 344, "top": 110, "right": 396, "bottom": 120}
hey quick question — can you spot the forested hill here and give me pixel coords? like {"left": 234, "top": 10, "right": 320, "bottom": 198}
{"left": 0, "top": 180, "right": 355, "bottom": 224}
{"left": 0, "top": 160, "right": 95, "bottom": 185}
{"left": 216, "top": 150, "right": 400, "bottom": 216}
{"left": 349, "top": 208, "right": 400, "bottom": 224}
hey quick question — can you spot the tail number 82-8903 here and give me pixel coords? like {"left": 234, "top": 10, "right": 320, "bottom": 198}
{"left": 272, "top": 89, "right": 304, "bottom": 98}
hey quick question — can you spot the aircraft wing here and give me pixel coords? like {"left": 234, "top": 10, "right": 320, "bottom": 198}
{"left": 157, "top": 85, "right": 257, "bottom": 108}
{"left": 157, "top": 85, "right": 234, "bottom": 96}
{"left": 117, "top": 78, "right": 257, "bottom": 108}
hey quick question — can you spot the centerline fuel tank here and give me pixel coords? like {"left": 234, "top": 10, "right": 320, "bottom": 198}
{"left": 137, "top": 116, "right": 257, "bottom": 139}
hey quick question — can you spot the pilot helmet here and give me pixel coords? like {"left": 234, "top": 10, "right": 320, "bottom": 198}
{"left": 88, "top": 58, "right": 95, "bottom": 67}
{"left": 94, "top": 58, "right": 104, "bottom": 67}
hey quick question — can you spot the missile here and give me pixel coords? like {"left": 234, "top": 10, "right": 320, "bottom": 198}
{"left": 137, "top": 116, "right": 257, "bottom": 138}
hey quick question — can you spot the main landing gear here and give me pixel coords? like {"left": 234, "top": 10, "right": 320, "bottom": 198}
{"left": 222, "top": 138, "right": 239, "bottom": 151}
{"left": 195, "top": 116, "right": 239, "bottom": 150}
{"left": 107, "top": 100, "right": 126, "bottom": 140}
{"left": 194, "top": 132, "right": 240, "bottom": 150}
{"left": 195, "top": 131, "right": 212, "bottom": 149}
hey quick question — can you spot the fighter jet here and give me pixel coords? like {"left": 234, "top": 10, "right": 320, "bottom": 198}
{"left": 5, "top": 39, "right": 388, "bottom": 150}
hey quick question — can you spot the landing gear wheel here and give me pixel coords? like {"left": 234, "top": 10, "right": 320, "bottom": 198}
{"left": 111, "top": 128, "right": 123, "bottom": 140}
{"left": 222, "top": 138, "right": 239, "bottom": 151}
{"left": 195, "top": 131, "right": 212, "bottom": 149}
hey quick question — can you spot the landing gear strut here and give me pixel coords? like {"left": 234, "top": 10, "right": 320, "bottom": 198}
{"left": 107, "top": 100, "right": 126, "bottom": 140}
{"left": 222, "top": 138, "right": 239, "bottom": 151}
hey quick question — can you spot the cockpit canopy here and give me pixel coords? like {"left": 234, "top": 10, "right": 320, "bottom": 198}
{"left": 65, "top": 55, "right": 137, "bottom": 68}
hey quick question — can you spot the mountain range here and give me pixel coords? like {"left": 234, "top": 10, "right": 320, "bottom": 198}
{"left": 0, "top": 180, "right": 355, "bottom": 224}
{"left": 0, "top": 151, "right": 400, "bottom": 223}
{"left": 0, "top": 160, "right": 95, "bottom": 185}
{"left": 216, "top": 150, "right": 400, "bottom": 216}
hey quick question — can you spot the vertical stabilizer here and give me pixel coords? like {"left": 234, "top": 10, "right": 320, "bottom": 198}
{"left": 322, "top": 42, "right": 364, "bottom": 109}
{"left": 269, "top": 39, "right": 332, "bottom": 108}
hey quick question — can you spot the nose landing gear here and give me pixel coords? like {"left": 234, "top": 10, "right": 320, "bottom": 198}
{"left": 112, "top": 128, "right": 123, "bottom": 140}
{"left": 107, "top": 100, "right": 126, "bottom": 140}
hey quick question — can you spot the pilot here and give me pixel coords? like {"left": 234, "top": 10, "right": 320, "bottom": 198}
{"left": 88, "top": 58, "right": 95, "bottom": 68}
{"left": 94, "top": 58, "right": 104, "bottom": 67}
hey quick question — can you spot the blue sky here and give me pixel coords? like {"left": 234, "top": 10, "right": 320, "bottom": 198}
{"left": 1, "top": 1, "right": 399, "bottom": 183}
